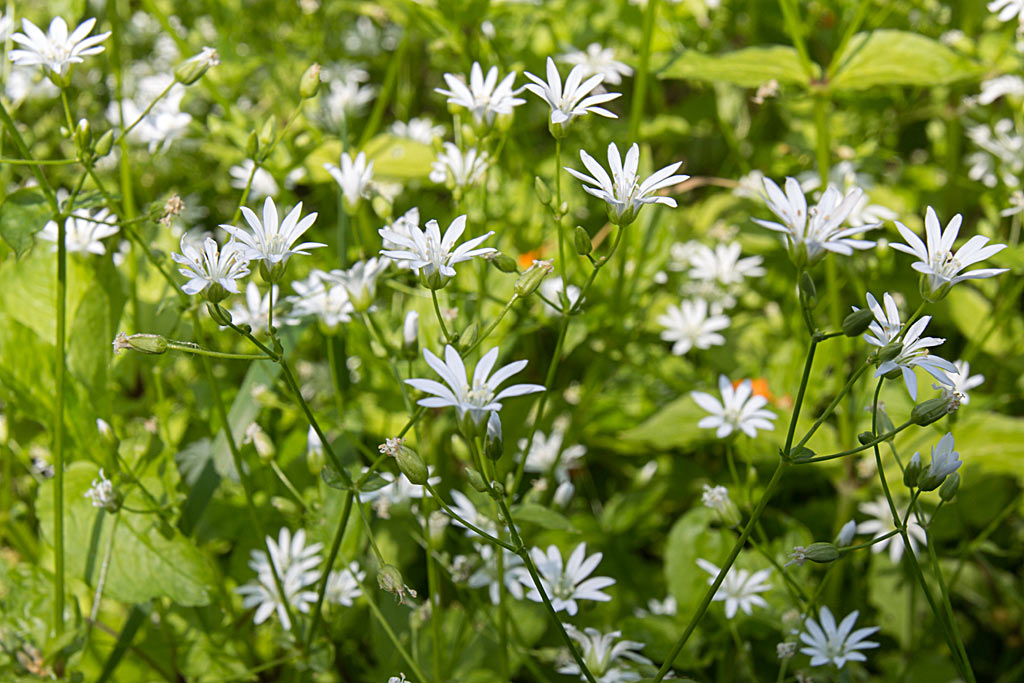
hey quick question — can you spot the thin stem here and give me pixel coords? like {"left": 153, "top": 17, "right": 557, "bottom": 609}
{"left": 88, "top": 514, "right": 120, "bottom": 627}
{"left": 424, "top": 483, "right": 516, "bottom": 551}
{"left": 554, "top": 138, "right": 568, "bottom": 304}
{"left": 304, "top": 491, "right": 354, "bottom": 650}
{"left": 431, "top": 289, "right": 453, "bottom": 343}
{"left": 53, "top": 199, "right": 68, "bottom": 638}
{"left": 793, "top": 361, "right": 870, "bottom": 451}
{"left": 164, "top": 340, "right": 267, "bottom": 360}
{"left": 777, "top": 0, "right": 815, "bottom": 78}
{"left": 462, "top": 295, "right": 519, "bottom": 355}
{"left": 796, "top": 420, "right": 914, "bottom": 463}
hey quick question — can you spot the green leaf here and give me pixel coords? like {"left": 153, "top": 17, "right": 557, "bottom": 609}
{"left": 663, "top": 508, "right": 731, "bottom": 617}
{"left": 828, "top": 30, "right": 982, "bottom": 92}
{"left": 509, "top": 503, "right": 575, "bottom": 531}
{"left": 616, "top": 395, "right": 709, "bottom": 452}
{"left": 659, "top": 45, "right": 816, "bottom": 87}
{"left": 0, "top": 188, "right": 50, "bottom": 258}
{"left": 306, "top": 134, "right": 433, "bottom": 184}
{"left": 38, "top": 462, "right": 217, "bottom": 606}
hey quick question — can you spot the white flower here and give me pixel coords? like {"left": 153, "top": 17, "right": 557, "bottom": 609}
{"left": 523, "top": 56, "right": 621, "bottom": 126}
{"left": 325, "top": 561, "right": 365, "bottom": 606}
{"left": 322, "top": 257, "right": 390, "bottom": 311}
{"left": 221, "top": 196, "right": 323, "bottom": 267}
{"left": 989, "top": 0, "right": 1024, "bottom": 23}
{"left": 285, "top": 270, "right": 354, "bottom": 327}
{"left": 518, "top": 417, "right": 586, "bottom": 482}
{"left": 636, "top": 595, "right": 678, "bottom": 617}
{"left": 920, "top": 432, "right": 962, "bottom": 489}
{"left": 857, "top": 497, "right": 927, "bottom": 563}
{"left": 307, "top": 425, "right": 323, "bottom": 462}
{"left": 320, "top": 70, "right": 376, "bottom": 125}
{"left": 379, "top": 214, "right": 495, "bottom": 287}
{"left": 390, "top": 117, "right": 444, "bottom": 144}
{"left": 565, "top": 142, "right": 687, "bottom": 225}
{"left": 799, "top": 606, "right": 880, "bottom": 669}
{"left": 171, "top": 236, "right": 251, "bottom": 297}
{"left": 357, "top": 468, "right": 440, "bottom": 518}
{"left": 403, "top": 310, "right": 419, "bottom": 347}
{"left": 891, "top": 206, "right": 1008, "bottom": 300}
{"left": 521, "top": 542, "right": 615, "bottom": 616}
{"left": 978, "top": 74, "right": 1024, "bottom": 104}
{"left": 966, "top": 120, "right": 1023, "bottom": 188}
{"left": 84, "top": 468, "right": 115, "bottom": 508}
{"left": 936, "top": 359, "right": 984, "bottom": 405}
{"left": 558, "top": 625, "right": 652, "bottom": 683}
{"left": 857, "top": 292, "right": 956, "bottom": 400}
{"left": 466, "top": 543, "right": 527, "bottom": 605}
{"left": 325, "top": 151, "right": 374, "bottom": 207}
{"left": 701, "top": 484, "right": 730, "bottom": 512}
{"left": 39, "top": 207, "right": 119, "bottom": 255}
{"left": 691, "top": 375, "right": 777, "bottom": 439}
{"left": 229, "top": 160, "right": 279, "bottom": 200}
{"left": 225, "top": 282, "right": 278, "bottom": 333}
{"left": 9, "top": 17, "right": 110, "bottom": 79}
{"left": 108, "top": 75, "right": 191, "bottom": 153}
{"left": 388, "top": 674, "right": 408, "bottom": 683}
{"left": 236, "top": 528, "right": 323, "bottom": 629}
{"left": 657, "top": 299, "right": 730, "bottom": 356}
{"left": 696, "top": 558, "right": 772, "bottom": 619}
{"left": 379, "top": 207, "right": 421, "bottom": 269}
{"left": 435, "top": 62, "right": 525, "bottom": 125}
{"left": 753, "top": 176, "right": 879, "bottom": 267}
{"left": 406, "top": 345, "right": 544, "bottom": 426}
{"left": 687, "top": 242, "right": 765, "bottom": 285}
{"left": 559, "top": 43, "right": 633, "bottom": 86}
{"left": 429, "top": 143, "right": 489, "bottom": 188}
{"left": 835, "top": 520, "right": 857, "bottom": 547}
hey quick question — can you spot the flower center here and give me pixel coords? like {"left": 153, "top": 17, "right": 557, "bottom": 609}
{"left": 551, "top": 572, "right": 576, "bottom": 600}
{"left": 463, "top": 381, "right": 494, "bottom": 407}
{"left": 929, "top": 250, "right": 961, "bottom": 279}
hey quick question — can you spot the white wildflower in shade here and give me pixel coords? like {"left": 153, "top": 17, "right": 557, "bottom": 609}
{"left": 559, "top": 43, "right": 634, "bottom": 86}
{"left": 988, "top": 0, "right": 1024, "bottom": 23}
{"left": 378, "top": 214, "right": 495, "bottom": 288}
{"left": 557, "top": 625, "right": 653, "bottom": 683}
{"left": 171, "top": 236, "right": 251, "bottom": 298}
{"left": 518, "top": 417, "right": 586, "bottom": 483}
{"left": 920, "top": 432, "right": 962, "bottom": 489}
{"left": 324, "top": 561, "right": 365, "bottom": 606}
{"left": 39, "top": 208, "right": 119, "bottom": 255}
{"left": 891, "top": 206, "right": 1008, "bottom": 301}
{"left": 966, "top": 120, "right": 1023, "bottom": 188}
{"left": 799, "top": 606, "right": 880, "bottom": 669}
{"left": 835, "top": 520, "right": 857, "bottom": 548}
{"left": 565, "top": 142, "right": 687, "bottom": 226}
{"left": 107, "top": 74, "right": 191, "bottom": 153}
{"left": 701, "top": 484, "right": 730, "bottom": 513}
{"left": 657, "top": 299, "right": 730, "bottom": 356}
{"left": 285, "top": 271, "right": 354, "bottom": 328}
{"left": 634, "top": 595, "right": 678, "bottom": 618}
{"left": 467, "top": 543, "right": 527, "bottom": 605}
{"left": 523, "top": 56, "right": 622, "bottom": 128}
{"left": 325, "top": 151, "right": 374, "bottom": 207}
{"left": 225, "top": 282, "right": 278, "bottom": 334}
{"left": 857, "top": 497, "right": 927, "bottom": 563}
{"left": 435, "top": 62, "right": 525, "bottom": 125}
{"left": 978, "top": 74, "right": 1024, "bottom": 104}
{"left": 753, "top": 176, "right": 879, "bottom": 268}
{"left": 695, "top": 558, "right": 772, "bottom": 619}
{"left": 357, "top": 468, "right": 440, "bottom": 519}
{"left": 379, "top": 207, "right": 421, "bottom": 268}
{"left": 235, "top": 528, "right": 323, "bottom": 630}
{"left": 9, "top": 17, "right": 110, "bottom": 81}
{"left": 687, "top": 242, "right": 765, "bottom": 285}
{"left": 446, "top": 489, "right": 497, "bottom": 536}
{"left": 857, "top": 292, "right": 957, "bottom": 400}
{"left": 936, "top": 359, "right": 984, "bottom": 405}
{"left": 521, "top": 543, "right": 615, "bottom": 616}
{"left": 429, "top": 143, "right": 489, "bottom": 188}
{"left": 691, "top": 375, "right": 777, "bottom": 439}
{"left": 322, "top": 257, "right": 390, "bottom": 311}
{"left": 390, "top": 117, "right": 444, "bottom": 144}
{"left": 229, "top": 160, "right": 279, "bottom": 200}
{"left": 83, "top": 468, "right": 115, "bottom": 508}
{"left": 319, "top": 69, "right": 376, "bottom": 126}
{"left": 221, "top": 197, "right": 323, "bottom": 273}
{"left": 403, "top": 310, "right": 419, "bottom": 348}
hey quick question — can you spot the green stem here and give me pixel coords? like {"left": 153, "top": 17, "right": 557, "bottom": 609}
{"left": 630, "top": 0, "right": 658, "bottom": 142}
{"left": 797, "top": 420, "right": 914, "bottom": 463}
{"left": 164, "top": 340, "right": 267, "bottom": 360}
{"left": 793, "top": 361, "right": 870, "bottom": 451}
{"left": 777, "top": 0, "right": 815, "bottom": 78}
{"left": 425, "top": 483, "right": 516, "bottom": 551}
{"left": 53, "top": 196, "right": 68, "bottom": 638}
{"left": 304, "top": 491, "right": 354, "bottom": 650}
{"left": 554, "top": 138, "right": 568, "bottom": 306}
{"left": 462, "top": 295, "right": 518, "bottom": 354}
{"left": 431, "top": 289, "right": 453, "bottom": 343}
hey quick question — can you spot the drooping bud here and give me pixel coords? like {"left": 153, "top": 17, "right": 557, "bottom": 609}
{"left": 939, "top": 471, "right": 960, "bottom": 501}
{"left": 94, "top": 130, "right": 114, "bottom": 157}
{"left": 803, "top": 542, "right": 840, "bottom": 563}
{"left": 514, "top": 260, "right": 553, "bottom": 297}
{"left": 574, "top": 226, "right": 592, "bottom": 255}
{"left": 489, "top": 253, "right": 517, "bottom": 273}
{"left": 112, "top": 332, "right": 168, "bottom": 356}
{"left": 484, "top": 412, "right": 502, "bottom": 461}
{"left": 903, "top": 453, "right": 921, "bottom": 488}
{"left": 174, "top": 47, "right": 219, "bottom": 85}
{"left": 300, "top": 63, "right": 322, "bottom": 98}
{"left": 842, "top": 308, "right": 874, "bottom": 337}
{"left": 534, "top": 176, "right": 552, "bottom": 206}
{"left": 465, "top": 467, "right": 488, "bottom": 493}
{"left": 857, "top": 431, "right": 875, "bottom": 445}
{"left": 799, "top": 271, "right": 818, "bottom": 310}
{"left": 911, "top": 397, "right": 956, "bottom": 427}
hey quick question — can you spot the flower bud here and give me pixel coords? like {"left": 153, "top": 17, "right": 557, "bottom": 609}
{"left": 799, "top": 271, "right": 818, "bottom": 310}
{"left": 381, "top": 437, "right": 428, "bottom": 485}
{"left": 258, "top": 117, "right": 277, "bottom": 152}
{"left": 835, "top": 520, "right": 857, "bottom": 547}
{"left": 911, "top": 397, "right": 955, "bottom": 427}
{"left": 484, "top": 412, "right": 502, "bottom": 461}
{"left": 300, "top": 63, "right": 322, "bottom": 98}
{"left": 112, "top": 332, "right": 167, "bottom": 355}
{"left": 306, "top": 426, "right": 325, "bottom": 475}
{"left": 489, "top": 253, "right": 518, "bottom": 273}
{"left": 74, "top": 118, "right": 91, "bottom": 153}
{"left": 877, "top": 342, "right": 903, "bottom": 363}
{"left": 94, "top": 130, "right": 114, "bottom": 158}
{"left": 514, "top": 260, "right": 553, "bottom": 297}
{"left": 534, "top": 176, "right": 552, "bottom": 206}
{"left": 574, "top": 226, "right": 592, "bottom": 255}
{"left": 207, "top": 302, "right": 233, "bottom": 324}
{"left": 465, "top": 467, "right": 488, "bottom": 493}
{"left": 377, "top": 564, "right": 417, "bottom": 604}
{"left": 857, "top": 431, "right": 875, "bottom": 445}
{"left": 553, "top": 480, "right": 574, "bottom": 508}
{"left": 459, "top": 321, "right": 479, "bottom": 352}
{"left": 903, "top": 452, "right": 921, "bottom": 488}
{"left": 842, "top": 308, "right": 874, "bottom": 337}
{"left": 488, "top": 480, "right": 505, "bottom": 500}
{"left": 246, "top": 131, "right": 259, "bottom": 159}
{"left": 939, "top": 471, "right": 960, "bottom": 501}
{"left": 803, "top": 542, "right": 840, "bottom": 563}
{"left": 175, "top": 47, "right": 219, "bottom": 85}
{"left": 402, "top": 311, "right": 419, "bottom": 359}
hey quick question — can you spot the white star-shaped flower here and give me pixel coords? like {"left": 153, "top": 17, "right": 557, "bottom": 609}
{"left": 691, "top": 375, "right": 777, "bottom": 438}
{"left": 521, "top": 542, "right": 615, "bottom": 616}
{"left": 799, "top": 606, "right": 880, "bottom": 669}
{"left": 379, "top": 214, "right": 495, "bottom": 288}
{"left": 235, "top": 527, "right": 323, "bottom": 630}
{"left": 435, "top": 62, "right": 525, "bottom": 125}
{"left": 9, "top": 17, "right": 110, "bottom": 79}
{"left": 220, "top": 196, "right": 323, "bottom": 268}
{"left": 657, "top": 298, "right": 730, "bottom": 356}
{"left": 325, "top": 151, "right": 374, "bottom": 207}
{"left": 696, "top": 558, "right": 772, "bottom": 619}
{"left": 429, "top": 143, "right": 489, "bottom": 188}
{"left": 557, "top": 625, "right": 652, "bottom": 682}
{"left": 523, "top": 56, "right": 621, "bottom": 127}
{"left": 39, "top": 207, "right": 119, "bottom": 255}
{"left": 935, "top": 359, "right": 984, "bottom": 405}
{"left": 559, "top": 43, "right": 634, "bottom": 85}
{"left": 856, "top": 497, "right": 927, "bottom": 563}
{"left": 171, "top": 235, "right": 251, "bottom": 297}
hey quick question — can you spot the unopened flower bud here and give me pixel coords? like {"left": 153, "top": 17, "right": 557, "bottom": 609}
{"left": 459, "top": 321, "right": 479, "bottom": 352}
{"left": 207, "top": 302, "right": 232, "bottom": 324}
{"left": 574, "top": 226, "right": 592, "bottom": 255}
{"left": 534, "top": 176, "right": 552, "bottom": 206}
{"left": 489, "top": 253, "right": 518, "bottom": 273}
{"left": 514, "top": 260, "right": 553, "bottom": 297}
{"left": 488, "top": 481, "right": 505, "bottom": 500}
{"left": 175, "top": 47, "right": 219, "bottom": 85}
{"left": 246, "top": 131, "right": 259, "bottom": 158}
{"left": 465, "top": 467, "right": 488, "bottom": 493}
{"left": 842, "top": 308, "right": 874, "bottom": 337}
{"left": 377, "top": 564, "right": 417, "bottom": 605}
{"left": 300, "top": 63, "right": 322, "bottom": 98}
{"left": 94, "top": 130, "right": 114, "bottom": 157}
{"left": 113, "top": 332, "right": 168, "bottom": 355}
{"left": 857, "top": 431, "right": 875, "bottom": 445}
{"left": 380, "top": 437, "right": 427, "bottom": 485}
{"left": 74, "top": 118, "right": 91, "bottom": 153}
{"left": 553, "top": 480, "right": 575, "bottom": 508}
{"left": 306, "top": 425, "right": 325, "bottom": 475}
{"left": 911, "top": 397, "right": 956, "bottom": 427}
{"left": 939, "top": 471, "right": 960, "bottom": 501}
{"left": 258, "top": 117, "right": 277, "bottom": 153}
{"left": 485, "top": 412, "right": 502, "bottom": 461}
{"left": 904, "top": 452, "right": 921, "bottom": 488}
{"left": 799, "top": 271, "right": 818, "bottom": 310}
{"left": 402, "top": 311, "right": 419, "bottom": 359}
{"left": 877, "top": 342, "right": 903, "bottom": 363}
{"left": 835, "top": 520, "right": 857, "bottom": 547}
{"left": 803, "top": 542, "right": 839, "bottom": 563}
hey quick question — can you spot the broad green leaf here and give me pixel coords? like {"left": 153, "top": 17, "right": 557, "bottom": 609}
{"left": 305, "top": 134, "right": 433, "bottom": 184}
{"left": 828, "top": 30, "right": 982, "bottom": 92}
{"left": 510, "top": 502, "right": 575, "bottom": 531}
{"left": 659, "top": 45, "right": 816, "bottom": 87}
{"left": 38, "top": 462, "right": 217, "bottom": 606}
{"left": 0, "top": 189, "right": 51, "bottom": 257}
{"left": 663, "top": 507, "right": 731, "bottom": 617}
{"left": 616, "top": 395, "right": 708, "bottom": 451}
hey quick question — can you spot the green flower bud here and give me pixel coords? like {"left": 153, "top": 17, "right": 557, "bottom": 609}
{"left": 574, "top": 226, "right": 592, "bottom": 255}
{"left": 799, "top": 271, "right": 818, "bottom": 310}
{"left": 489, "top": 481, "right": 505, "bottom": 500}
{"left": 74, "top": 118, "right": 91, "bottom": 154}
{"left": 174, "top": 47, "right": 219, "bottom": 85}
{"left": 94, "top": 130, "right": 114, "bottom": 158}
{"left": 458, "top": 321, "right": 479, "bottom": 352}
{"left": 377, "top": 564, "right": 417, "bottom": 604}
{"left": 842, "top": 308, "right": 874, "bottom": 337}
{"left": 206, "top": 302, "right": 233, "bottom": 324}
{"left": 514, "top": 260, "right": 553, "bottom": 297}
{"left": 300, "top": 63, "right": 321, "bottom": 98}
{"left": 381, "top": 437, "right": 427, "bottom": 485}
{"left": 258, "top": 117, "right": 277, "bottom": 153}
{"left": 903, "top": 453, "right": 921, "bottom": 488}
{"left": 490, "top": 253, "right": 518, "bottom": 273}
{"left": 534, "top": 176, "right": 552, "bottom": 206}
{"left": 858, "top": 431, "right": 875, "bottom": 445}
{"left": 246, "top": 130, "right": 259, "bottom": 159}
{"left": 911, "top": 397, "right": 956, "bottom": 427}
{"left": 465, "top": 467, "right": 488, "bottom": 493}
{"left": 804, "top": 542, "right": 840, "bottom": 563}
{"left": 112, "top": 332, "right": 167, "bottom": 355}
{"left": 939, "top": 471, "right": 960, "bottom": 501}
{"left": 877, "top": 342, "right": 903, "bottom": 363}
